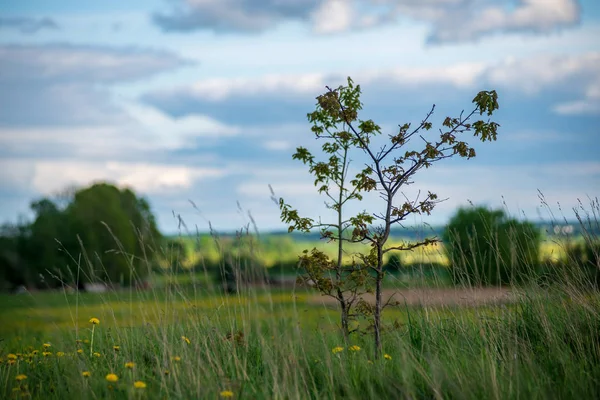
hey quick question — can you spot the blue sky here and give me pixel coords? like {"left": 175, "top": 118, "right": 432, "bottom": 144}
{"left": 0, "top": 0, "right": 599, "bottom": 234}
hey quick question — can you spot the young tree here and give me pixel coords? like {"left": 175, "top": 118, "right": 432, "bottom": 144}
{"left": 276, "top": 113, "right": 374, "bottom": 340}
{"left": 279, "top": 77, "right": 499, "bottom": 357}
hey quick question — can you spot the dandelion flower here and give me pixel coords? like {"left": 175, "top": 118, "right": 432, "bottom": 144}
{"left": 133, "top": 381, "right": 147, "bottom": 389}
{"left": 332, "top": 346, "right": 344, "bottom": 354}
{"left": 82, "top": 371, "right": 91, "bottom": 378}
{"left": 125, "top": 361, "right": 135, "bottom": 369}
{"left": 164, "top": 370, "right": 170, "bottom": 376}
{"left": 105, "top": 373, "right": 119, "bottom": 383}
{"left": 31, "top": 350, "right": 39, "bottom": 356}
{"left": 181, "top": 336, "right": 191, "bottom": 344}
{"left": 7, "top": 354, "right": 17, "bottom": 360}
{"left": 89, "top": 318, "right": 100, "bottom": 325}
{"left": 220, "top": 390, "right": 234, "bottom": 398}
{"left": 15, "top": 374, "right": 27, "bottom": 381}
{"left": 56, "top": 352, "right": 65, "bottom": 357}
{"left": 77, "top": 349, "right": 83, "bottom": 354}
{"left": 384, "top": 354, "right": 392, "bottom": 360}
{"left": 348, "top": 345, "right": 361, "bottom": 352}
{"left": 83, "top": 339, "right": 90, "bottom": 344}
{"left": 113, "top": 345, "right": 120, "bottom": 352}
{"left": 172, "top": 356, "right": 181, "bottom": 362}
{"left": 42, "top": 352, "right": 52, "bottom": 357}
{"left": 93, "top": 352, "right": 101, "bottom": 358}
{"left": 7, "top": 359, "right": 16, "bottom": 365}
{"left": 43, "top": 343, "right": 51, "bottom": 349}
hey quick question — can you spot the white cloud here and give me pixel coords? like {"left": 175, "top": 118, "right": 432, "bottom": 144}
{"left": 24, "top": 160, "right": 227, "bottom": 195}
{"left": 553, "top": 100, "right": 600, "bottom": 115}
{"left": 153, "top": 0, "right": 581, "bottom": 43}
{"left": 395, "top": 0, "right": 581, "bottom": 43}
{"left": 145, "top": 51, "right": 600, "bottom": 119}
{"left": 311, "top": 0, "right": 354, "bottom": 34}
{"left": 262, "top": 140, "right": 292, "bottom": 151}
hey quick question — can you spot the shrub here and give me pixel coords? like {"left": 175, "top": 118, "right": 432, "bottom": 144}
{"left": 443, "top": 206, "right": 541, "bottom": 286}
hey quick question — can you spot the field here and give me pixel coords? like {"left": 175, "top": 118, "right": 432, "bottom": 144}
{"left": 2, "top": 272, "right": 600, "bottom": 399}
{"left": 165, "top": 233, "right": 570, "bottom": 270}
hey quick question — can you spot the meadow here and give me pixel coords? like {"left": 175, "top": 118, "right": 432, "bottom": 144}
{"left": 2, "top": 259, "right": 600, "bottom": 399}
{"left": 1, "top": 209, "right": 598, "bottom": 400}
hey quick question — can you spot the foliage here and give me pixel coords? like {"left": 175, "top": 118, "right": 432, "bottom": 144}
{"left": 0, "top": 182, "right": 161, "bottom": 289}
{"left": 279, "top": 76, "right": 500, "bottom": 356}
{"left": 562, "top": 240, "right": 600, "bottom": 288}
{"left": 443, "top": 206, "right": 541, "bottom": 286}
{"left": 216, "top": 250, "right": 267, "bottom": 293}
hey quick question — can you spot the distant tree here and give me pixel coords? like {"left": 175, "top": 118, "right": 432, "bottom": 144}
{"left": 0, "top": 223, "right": 28, "bottom": 290}
{"left": 65, "top": 183, "right": 161, "bottom": 286}
{"left": 443, "top": 206, "right": 541, "bottom": 286}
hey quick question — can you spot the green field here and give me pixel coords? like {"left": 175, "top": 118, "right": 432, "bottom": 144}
{"left": 1, "top": 278, "right": 600, "bottom": 399}
{"left": 164, "top": 234, "right": 570, "bottom": 270}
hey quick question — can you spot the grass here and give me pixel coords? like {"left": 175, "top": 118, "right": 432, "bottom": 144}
{"left": 2, "top": 278, "right": 600, "bottom": 399}
{"left": 1, "top": 200, "right": 599, "bottom": 399}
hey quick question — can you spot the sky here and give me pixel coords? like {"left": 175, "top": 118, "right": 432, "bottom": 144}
{"left": 0, "top": 0, "right": 599, "bottom": 235}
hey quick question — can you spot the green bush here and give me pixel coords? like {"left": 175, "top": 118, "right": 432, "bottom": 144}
{"left": 384, "top": 253, "right": 403, "bottom": 273}
{"left": 564, "top": 241, "right": 600, "bottom": 288}
{"left": 443, "top": 206, "right": 541, "bottom": 286}
{"left": 215, "top": 251, "right": 267, "bottom": 293}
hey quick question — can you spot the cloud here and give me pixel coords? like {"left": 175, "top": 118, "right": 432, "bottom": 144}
{"left": 143, "top": 51, "right": 600, "bottom": 125}
{"left": 141, "top": 63, "right": 486, "bottom": 124}
{"left": 262, "top": 140, "right": 292, "bottom": 151}
{"left": 0, "top": 43, "right": 190, "bottom": 127}
{"left": 0, "top": 16, "right": 59, "bottom": 34}
{"left": 397, "top": 0, "right": 582, "bottom": 44}
{"left": 153, "top": 0, "right": 319, "bottom": 33}
{"left": 0, "top": 44, "right": 190, "bottom": 85}
{"left": 152, "top": 0, "right": 581, "bottom": 43}
{"left": 0, "top": 159, "right": 227, "bottom": 196}
{"left": 0, "top": 102, "right": 239, "bottom": 160}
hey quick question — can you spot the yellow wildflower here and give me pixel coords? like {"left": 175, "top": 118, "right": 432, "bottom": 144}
{"left": 384, "top": 354, "right": 392, "bottom": 360}
{"left": 105, "top": 373, "right": 118, "bottom": 383}
{"left": 93, "top": 352, "right": 101, "bottom": 358}
{"left": 348, "top": 345, "right": 361, "bottom": 352}
{"left": 125, "top": 361, "right": 135, "bottom": 369}
{"left": 7, "top": 359, "right": 16, "bottom": 365}
{"left": 172, "top": 356, "right": 181, "bottom": 362}
{"left": 332, "top": 346, "right": 344, "bottom": 354}
{"left": 7, "top": 354, "right": 17, "bottom": 360}
{"left": 133, "top": 381, "right": 147, "bottom": 389}
{"left": 181, "top": 336, "right": 191, "bottom": 344}
{"left": 15, "top": 374, "right": 27, "bottom": 381}
{"left": 42, "top": 352, "right": 52, "bottom": 357}
{"left": 31, "top": 350, "right": 39, "bottom": 356}
{"left": 164, "top": 370, "right": 170, "bottom": 376}
{"left": 82, "top": 371, "right": 91, "bottom": 377}
{"left": 56, "top": 352, "right": 65, "bottom": 357}
{"left": 83, "top": 339, "right": 90, "bottom": 344}
{"left": 43, "top": 343, "right": 51, "bottom": 349}
{"left": 220, "top": 390, "right": 234, "bottom": 398}
{"left": 89, "top": 318, "right": 100, "bottom": 325}
{"left": 113, "top": 345, "right": 120, "bottom": 352}
{"left": 77, "top": 349, "right": 83, "bottom": 354}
